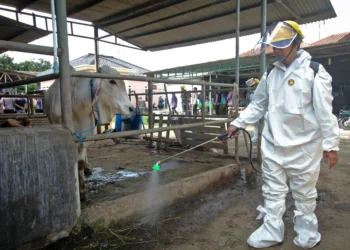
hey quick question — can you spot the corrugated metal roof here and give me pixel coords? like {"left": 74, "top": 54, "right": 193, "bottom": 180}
{"left": 38, "top": 53, "right": 149, "bottom": 76}
{"left": 310, "top": 32, "right": 350, "bottom": 46}
{"left": 0, "top": 0, "right": 336, "bottom": 51}
{"left": 70, "top": 53, "right": 149, "bottom": 73}
{"left": 149, "top": 32, "right": 350, "bottom": 76}
{"left": 0, "top": 15, "right": 50, "bottom": 54}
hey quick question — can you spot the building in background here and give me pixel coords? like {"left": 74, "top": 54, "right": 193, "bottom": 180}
{"left": 38, "top": 53, "right": 149, "bottom": 107}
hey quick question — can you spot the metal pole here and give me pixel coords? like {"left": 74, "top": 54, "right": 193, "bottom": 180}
{"left": 257, "top": 0, "right": 267, "bottom": 164}
{"left": 55, "top": 0, "right": 73, "bottom": 130}
{"left": 209, "top": 73, "right": 212, "bottom": 115}
{"left": 201, "top": 84, "right": 205, "bottom": 122}
{"left": 75, "top": 118, "right": 234, "bottom": 143}
{"left": 0, "top": 40, "right": 59, "bottom": 56}
{"left": 148, "top": 81, "right": 154, "bottom": 147}
{"left": 234, "top": 0, "right": 241, "bottom": 167}
{"left": 94, "top": 26, "right": 100, "bottom": 72}
{"left": 50, "top": 0, "right": 59, "bottom": 73}
{"left": 0, "top": 74, "right": 59, "bottom": 89}
{"left": 94, "top": 26, "right": 101, "bottom": 134}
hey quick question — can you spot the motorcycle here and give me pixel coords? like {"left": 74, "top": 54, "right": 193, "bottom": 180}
{"left": 338, "top": 109, "right": 350, "bottom": 130}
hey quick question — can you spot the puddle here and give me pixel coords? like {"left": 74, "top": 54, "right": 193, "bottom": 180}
{"left": 86, "top": 167, "right": 146, "bottom": 189}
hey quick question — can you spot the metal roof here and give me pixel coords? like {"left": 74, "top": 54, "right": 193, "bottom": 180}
{"left": 148, "top": 32, "right": 350, "bottom": 78}
{"left": 0, "top": 15, "right": 50, "bottom": 54}
{"left": 70, "top": 53, "right": 149, "bottom": 73}
{"left": 0, "top": 0, "right": 336, "bottom": 51}
{"left": 311, "top": 32, "right": 350, "bottom": 46}
{"left": 38, "top": 53, "right": 149, "bottom": 76}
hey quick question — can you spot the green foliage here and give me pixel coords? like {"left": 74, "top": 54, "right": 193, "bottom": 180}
{"left": 17, "top": 83, "right": 37, "bottom": 93}
{"left": 0, "top": 54, "right": 52, "bottom": 93}
{"left": 0, "top": 54, "right": 52, "bottom": 72}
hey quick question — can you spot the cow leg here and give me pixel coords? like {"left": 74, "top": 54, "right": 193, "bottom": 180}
{"left": 84, "top": 151, "right": 92, "bottom": 176}
{"left": 77, "top": 147, "right": 88, "bottom": 200}
{"left": 78, "top": 146, "right": 92, "bottom": 176}
{"left": 78, "top": 167, "right": 86, "bottom": 200}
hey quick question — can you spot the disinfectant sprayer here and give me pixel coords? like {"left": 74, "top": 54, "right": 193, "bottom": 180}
{"left": 152, "top": 128, "right": 261, "bottom": 173}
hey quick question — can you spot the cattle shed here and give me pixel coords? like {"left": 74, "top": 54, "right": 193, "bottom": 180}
{"left": 0, "top": 0, "right": 337, "bottom": 249}
{"left": 148, "top": 32, "right": 350, "bottom": 110}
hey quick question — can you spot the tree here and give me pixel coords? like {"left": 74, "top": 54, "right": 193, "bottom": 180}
{"left": 0, "top": 54, "right": 52, "bottom": 93}
{"left": 0, "top": 54, "right": 16, "bottom": 70}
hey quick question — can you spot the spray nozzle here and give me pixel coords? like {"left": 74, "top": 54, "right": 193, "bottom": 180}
{"left": 152, "top": 161, "right": 161, "bottom": 171}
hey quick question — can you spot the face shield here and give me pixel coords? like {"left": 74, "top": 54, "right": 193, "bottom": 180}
{"left": 253, "top": 22, "right": 298, "bottom": 55}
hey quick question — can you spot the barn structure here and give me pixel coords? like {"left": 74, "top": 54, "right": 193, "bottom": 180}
{"left": 0, "top": 0, "right": 337, "bottom": 249}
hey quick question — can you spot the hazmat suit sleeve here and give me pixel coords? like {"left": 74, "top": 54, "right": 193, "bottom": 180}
{"left": 313, "top": 64, "right": 340, "bottom": 151}
{"left": 231, "top": 73, "right": 269, "bottom": 128}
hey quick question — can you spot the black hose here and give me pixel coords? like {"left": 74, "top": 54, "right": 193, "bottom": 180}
{"left": 218, "top": 129, "right": 262, "bottom": 173}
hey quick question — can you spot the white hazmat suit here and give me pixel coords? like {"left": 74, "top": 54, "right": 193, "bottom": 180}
{"left": 231, "top": 50, "right": 340, "bottom": 248}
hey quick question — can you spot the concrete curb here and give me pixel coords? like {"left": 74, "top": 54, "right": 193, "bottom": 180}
{"left": 81, "top": 164, "right": 240, "bottom": 229}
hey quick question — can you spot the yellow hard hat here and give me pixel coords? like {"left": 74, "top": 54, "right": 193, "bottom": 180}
{"left": 254, "top": 21, "right": 304, "bottom": 54}
{"left": 251, "top": 78, "right": 260, "bottom": 87}
{"left": 245, "top": 78, "right": 260, "bottom": 87}
{"left": 284, "top": 20, "right": 304, "bottom": 39}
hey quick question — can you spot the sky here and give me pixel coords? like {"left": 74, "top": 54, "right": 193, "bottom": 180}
{"left": 1, "top": 0, "right": 349, "bottom": 72}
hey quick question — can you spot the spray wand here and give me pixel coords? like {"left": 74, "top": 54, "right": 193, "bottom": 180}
{"left": 152, "top": 129, "right": 261, "bottom": 173}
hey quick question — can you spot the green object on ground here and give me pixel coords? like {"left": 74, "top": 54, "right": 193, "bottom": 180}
{"left": 153, "top": 161, "right": 161, "bottom": 171}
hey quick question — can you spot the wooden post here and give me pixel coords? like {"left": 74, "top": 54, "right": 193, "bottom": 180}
{"left": 148, "top": 81, "right": 153, "bottom": 147}
{"left": 164, "top": 84, "right": 172, "bottom": 114}
{"left": 157, "top": 114, "right": 163, "bottom": 150}
{"left": 165, "top": 114, "right": 171, "bottom": 150}
{"left": 180, "top": 117, "right": 186, "bottom": 149}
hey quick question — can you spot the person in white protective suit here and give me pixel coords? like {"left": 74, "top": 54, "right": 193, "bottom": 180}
{"left": 245, "top": 78, "right": 261, "bottom": 142}
{"left": 227, "top": 21, "right": 339, "bottom": 249}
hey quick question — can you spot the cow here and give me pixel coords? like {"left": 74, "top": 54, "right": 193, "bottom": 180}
{"left": 44, "top": 65, "right": 134, "bottom": 199}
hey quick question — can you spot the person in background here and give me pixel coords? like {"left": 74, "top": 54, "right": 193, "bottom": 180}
{"left": 35, "top": 98, "right": 43, "bottom": 113}
{"left": 171, "top": 93, "right": 178, "bottom": 115}
{"left": 14, "top": 94, "right": 27, "bottom": 113}
{"left": 158, "top": 96, "right": 164, "bottom": 109}
{"left": 191, "top": 87, "right": 198, "bottom": 115}
{"left": 2, "top": 93, "right": 16, "bottom": 113}
{"left": 180, "top": 86, "right": 188, "bottom": 115}
{"left": 214, "top": 89, "right": 221, "bottom": 115}
{"left": 226, "top": 89, "right": 233, "bottom": 115}
{"left": 0, "top": 97, "right": 4, "bottom": 113}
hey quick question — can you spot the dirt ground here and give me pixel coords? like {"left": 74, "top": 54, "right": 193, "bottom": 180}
{"left": 46, "top": 132, "right": 350, "bottom": 250}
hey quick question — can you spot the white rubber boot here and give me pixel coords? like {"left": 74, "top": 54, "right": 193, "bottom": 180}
{"left": 247, "top": 199, "right": 286, "bottom": 248}
{"left": 293, "top": 200, "right": 321, "bottom": 249}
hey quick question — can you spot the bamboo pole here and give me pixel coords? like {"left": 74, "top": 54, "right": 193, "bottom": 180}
{"left": 74, "top": 118, "right": 234, "bottom": 143}
{"left": 71, "top": 72, "right": 231, "bottom": 88}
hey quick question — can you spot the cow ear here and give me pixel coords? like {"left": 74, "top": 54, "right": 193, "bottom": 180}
{"left": 109, "top": 80, "right": 117, "bottom": 85}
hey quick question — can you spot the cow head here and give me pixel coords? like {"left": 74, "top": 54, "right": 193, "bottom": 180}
{"left": 95, "top": 65, "right": 134, "bottom": 124}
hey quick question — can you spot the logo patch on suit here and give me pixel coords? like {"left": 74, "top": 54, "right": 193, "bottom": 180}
{"left": 288, "top": 79, "right": 295, "bottom": 86}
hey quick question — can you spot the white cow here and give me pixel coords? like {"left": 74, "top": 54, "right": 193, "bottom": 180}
{"left": 45, "top": 65, "right": 133, "bottom": 199}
